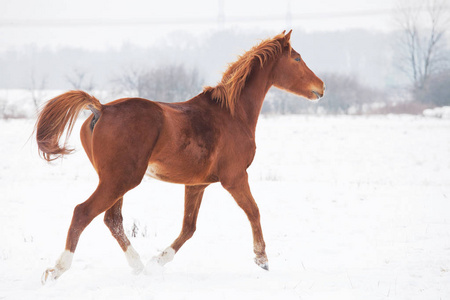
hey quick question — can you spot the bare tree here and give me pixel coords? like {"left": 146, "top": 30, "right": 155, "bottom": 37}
{"left": 29, "top": 69, "right": 47, "bottom": 110}
{"left": 395, "top": 0, "right": 449, "bottom": 90}
{"left": 140, "top": 65, "right": 203, "bottom": 102}
{"left": 0, "top": 97, "right": 7, "bottom": 119}
{"left": 111, "top": 64, "right": 203, "bottom": 102}
{"left": 66, "top": 68, "right": 95, "bottom": 91}
{"left": 110, "top": 66, "right": 147, "bottom": 97}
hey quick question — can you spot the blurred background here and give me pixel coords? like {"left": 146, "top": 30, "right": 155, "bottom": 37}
{"left": 1, "top": 0, "right": 449, "bottom": 117}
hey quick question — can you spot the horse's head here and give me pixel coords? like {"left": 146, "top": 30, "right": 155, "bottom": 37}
{"left": 272, "top": 30, "right": 325, "bottom": 101}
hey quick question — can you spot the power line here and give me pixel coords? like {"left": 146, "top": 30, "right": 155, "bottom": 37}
{"left": 0, "top": 8, "right": 396, "bottom": 28}
{"left": 1, "top": 7, "right": 447, "bottom": 28}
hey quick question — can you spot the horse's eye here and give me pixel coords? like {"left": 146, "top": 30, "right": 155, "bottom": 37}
{"left": 294, "top": 57, "right": 301, "bottom": 62}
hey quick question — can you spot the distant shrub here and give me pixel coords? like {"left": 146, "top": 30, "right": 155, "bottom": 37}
{"left": 263, "top": 73, "right": 386, "bottom": 115}
{"left": 370, "top": 101, "right": 430, "bottom": 115}
{"left": 414, "top": 71, "right": 450, "bottom": 107}
{"left": 0, "top": 97, "right": 31, "bottom": 119}
{"left": 111, "top": 64, "right": 203, "bottom": 103}
{"left": 319, "top": 73, "right": 386, "bottom": 114}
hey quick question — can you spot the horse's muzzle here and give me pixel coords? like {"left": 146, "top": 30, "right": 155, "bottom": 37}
{"left": 312, "top": 83, "right": 326, "bottom": 99}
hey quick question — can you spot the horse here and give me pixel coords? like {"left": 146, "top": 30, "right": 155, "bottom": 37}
{"left": 35, "top": 30, "right": 325, "bottom": 284}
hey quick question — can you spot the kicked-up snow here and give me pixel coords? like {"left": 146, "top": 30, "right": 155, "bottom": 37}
{"left": 0, "top": 115, "right": 449, "bottom": 299}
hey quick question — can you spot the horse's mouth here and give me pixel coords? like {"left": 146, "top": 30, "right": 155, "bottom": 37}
{"left": 312, "top": 91, "right": 323, "bottom": 100}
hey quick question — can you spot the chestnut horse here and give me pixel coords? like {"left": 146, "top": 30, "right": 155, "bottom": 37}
{"left": 36, "top": 30, "right": 325, "bottom": 284}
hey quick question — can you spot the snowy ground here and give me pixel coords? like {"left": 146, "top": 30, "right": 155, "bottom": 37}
{"left": 1, "top": 115, "right": 449, "bottom": 299}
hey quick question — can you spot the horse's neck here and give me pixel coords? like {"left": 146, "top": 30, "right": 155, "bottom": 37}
{"left": 236, "top": 64, "right": 273, "bottom": 131}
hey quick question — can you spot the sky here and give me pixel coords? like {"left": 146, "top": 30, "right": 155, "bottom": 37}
{"left": 0, "top": 0, "right": 395, "bottom": 51}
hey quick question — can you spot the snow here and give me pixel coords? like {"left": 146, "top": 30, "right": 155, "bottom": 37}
{"left": 1, "top": 115, "right": 450, "bottom": 299}
{"left": 423, "top": 106, "right": 450, "bottom": 119}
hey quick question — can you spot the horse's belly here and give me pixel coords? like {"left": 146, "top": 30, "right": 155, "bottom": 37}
{"left": 146, "top": 162, "right": 217, "bottom": 185}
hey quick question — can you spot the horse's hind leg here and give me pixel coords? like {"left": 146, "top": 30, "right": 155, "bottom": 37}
{"left": 104, "top": 197, "right": 144, "bottom": 274}
{"left": 150, "top": 185, "right": 208, "bottom": 267}
{"left": 42, "top": 182, "right": 130, "bottom": 284}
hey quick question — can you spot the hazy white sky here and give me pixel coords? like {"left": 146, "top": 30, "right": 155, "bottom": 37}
{"left": 0, "top": 0, "right": 395, "bottom": 50}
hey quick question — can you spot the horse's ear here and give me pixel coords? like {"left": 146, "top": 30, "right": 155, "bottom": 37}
{"left": 282, "top": 30, "right": 292, "bottom": 47}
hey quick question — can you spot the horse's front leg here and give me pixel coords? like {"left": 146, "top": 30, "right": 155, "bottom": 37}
{"left": 221, "top": 172, "right": 269, "bottom": 270}
{"left": 148, "top": 184, "right": 208, "bottom": 268}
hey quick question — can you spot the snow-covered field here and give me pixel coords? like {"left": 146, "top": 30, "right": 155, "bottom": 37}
{"left": 1, "top": 115, "right": 449, "bottom": 299}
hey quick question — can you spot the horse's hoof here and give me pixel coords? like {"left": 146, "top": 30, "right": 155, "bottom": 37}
{"left": 143, "top": 258, "right": 164, "bottom": 276}
{"left": 41, "top": 268, "right": 56, "bottom": 285}
{"left": 254, "top": 256, "right": 269, "bottom": 271}
{"left": 41, "top": 250, "right": 73, "bottom": 284}
{"left": 131, "top": 264, "right": 144, "bottom": 275}
{"left": 258, "top": 262, "right": 269, "bottom": 271}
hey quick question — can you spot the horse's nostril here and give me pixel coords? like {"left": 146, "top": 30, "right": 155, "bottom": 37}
{"left": 323, "top": 83, "right": 326, "bottom": 92}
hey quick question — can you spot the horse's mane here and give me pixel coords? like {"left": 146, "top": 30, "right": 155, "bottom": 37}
{"left": 204, "top": 33, "right": 286, "bottom": 116}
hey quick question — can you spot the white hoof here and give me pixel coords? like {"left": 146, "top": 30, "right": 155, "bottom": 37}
{"left": 41, "top": 268, "right": 57, "bottom": 285}
{"left": 143, "top": 247, "right": 175, "bottom": 275}
{"left": 143, "top": 258, "right": 164, "bottom": 276}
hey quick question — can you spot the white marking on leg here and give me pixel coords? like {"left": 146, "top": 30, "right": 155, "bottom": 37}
{"left": 125, "top": 246, "right": 144, "bottom": 274}
{"left": 56, "top": 250, "right": 74, "bottom": 271}
{"left": 155, "top": 247, "right": 175, "bottom": 266}
{"left": 143, "top": 247, "right": 175, "bottom": 276}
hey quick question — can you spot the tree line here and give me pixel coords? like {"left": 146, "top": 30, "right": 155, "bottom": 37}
{"left": 0, "top": 65, "right": 427, "bottom": 119}
{"left": 1, "top": 0, "right": 449, "bottom": 119}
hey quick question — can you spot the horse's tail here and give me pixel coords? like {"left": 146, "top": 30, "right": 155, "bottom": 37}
{"left": 35, "top": 90, "right": 103, "bottom": 162}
